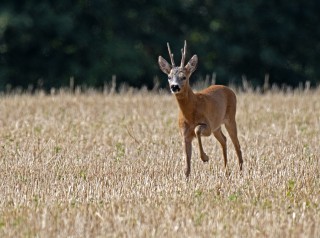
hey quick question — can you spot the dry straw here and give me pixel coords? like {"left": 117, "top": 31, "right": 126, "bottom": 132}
{"left": 0, "top": 87, "right": 319, "bottom": 237}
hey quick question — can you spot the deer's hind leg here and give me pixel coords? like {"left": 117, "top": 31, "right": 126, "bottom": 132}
{"left": 194, "top": 124, "right": 211, "bottom": 162}
{"left": 225, "top": 119, "right": 243, "bottom": 171}
{"left": 213, "top": 128, "right": 227, "bottom": 168}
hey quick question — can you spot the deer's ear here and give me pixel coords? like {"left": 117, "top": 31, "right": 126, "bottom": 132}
{"left": 185, "top": 55, "right": 198, "bottom": 74}
{"left": 158, "top": 56, "right": 172, "bottom": 74}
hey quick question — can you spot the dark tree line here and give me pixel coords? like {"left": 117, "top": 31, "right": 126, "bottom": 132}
{"left": 0, "top": 0, "right": 319, "bottom": 91}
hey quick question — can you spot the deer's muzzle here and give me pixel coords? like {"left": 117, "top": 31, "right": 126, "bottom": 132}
{"left": 170, "top": 84, "right": 181, "bottom": 93}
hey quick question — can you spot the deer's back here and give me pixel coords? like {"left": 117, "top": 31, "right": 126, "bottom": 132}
{"left": 196, "top": 85, "right": 237, "bottom": 123}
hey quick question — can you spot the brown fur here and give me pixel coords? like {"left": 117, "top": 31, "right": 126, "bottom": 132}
{"left": 158, "top": 42, "right": 243, "bottom": 177}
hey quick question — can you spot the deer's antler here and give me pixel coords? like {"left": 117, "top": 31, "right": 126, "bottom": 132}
{"left": 180, "top": 40, "right": 187, "bottom": 68}
{"left": 167, "top": 42, "right": 175, "bottom": 67}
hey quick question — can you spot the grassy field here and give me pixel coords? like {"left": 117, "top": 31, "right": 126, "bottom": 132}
{"left": 0, "top": 87, "right": 319, "bottom": 237}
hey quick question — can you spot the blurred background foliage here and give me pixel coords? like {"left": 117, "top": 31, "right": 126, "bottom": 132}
{"left": 0, "top": 0, "right": 319, "bottom": 91}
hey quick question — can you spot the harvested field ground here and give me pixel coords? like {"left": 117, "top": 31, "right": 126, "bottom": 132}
{"left": 0, "top": 88, "right": 319, "bottom": 237}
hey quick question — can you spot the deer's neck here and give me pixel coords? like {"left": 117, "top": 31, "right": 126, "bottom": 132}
{"left": 175, "top": 86, "right": 197, "bottom": 121}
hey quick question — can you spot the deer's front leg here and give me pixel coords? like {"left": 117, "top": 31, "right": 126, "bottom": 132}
{"left": 184, "top": 137, "right": 192, "bottom": 177}
{"left": 195, "top": 124, "right": 211, "bottom": 162}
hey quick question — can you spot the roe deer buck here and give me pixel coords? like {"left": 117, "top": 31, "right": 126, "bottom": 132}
{"left": 158, "top": 41, "right": 243, "bottom": 177}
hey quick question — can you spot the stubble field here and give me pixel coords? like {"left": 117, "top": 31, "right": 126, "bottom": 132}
{"left": 0, "top": 87, "right": 319, "bottom": 237}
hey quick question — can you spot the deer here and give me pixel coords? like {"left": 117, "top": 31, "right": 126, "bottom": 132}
{"left": 158, "top": 41, "right": 243, "bottom": 177}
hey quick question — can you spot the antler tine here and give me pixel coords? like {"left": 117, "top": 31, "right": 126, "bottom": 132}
{"left": 180, "top": 40, "right": 187, "bottom": 68}
{"left": 167, "top": 42, "right": 175, "bottom": 67}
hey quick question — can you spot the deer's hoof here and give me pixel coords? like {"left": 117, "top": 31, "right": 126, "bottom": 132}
{"left": 185, "top": 168, "right": 190, "bottom": 178}
{"left": 201, "top": 153, "right": 209, "bottom": 162}
{"left": 224, "top": 168, "right": 231, "bottom": 177}
{"left": 239, "top": 162, "right": 243, "bottom": 171}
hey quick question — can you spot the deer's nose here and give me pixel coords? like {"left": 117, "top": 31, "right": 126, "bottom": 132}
{"left": 170, "top": 84, "right": 180, "bottom": 93}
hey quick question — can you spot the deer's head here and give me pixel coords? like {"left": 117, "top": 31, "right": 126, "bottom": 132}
{"left": 158, "top": 41, "right": 198, "bottom": 94}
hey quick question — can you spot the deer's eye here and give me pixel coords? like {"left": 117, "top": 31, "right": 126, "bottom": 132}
{"left": 181, "top": 76, "right": 186, "bottom": 80}
{"left": 168, "top": 76, "right": 172, "bottom": 81}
